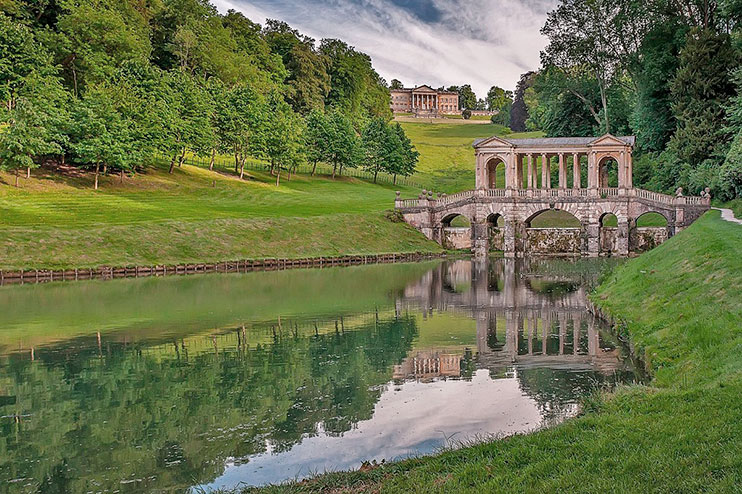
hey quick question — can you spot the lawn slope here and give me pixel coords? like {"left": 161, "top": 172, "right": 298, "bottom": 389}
{"left": 249, "top": 211, "right": 742, "bottom": 493}
{"left": 0, "top": 163, "right": 439, "bottom": 269}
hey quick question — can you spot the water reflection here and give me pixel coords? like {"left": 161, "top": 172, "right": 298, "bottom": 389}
{"left": 0, "top": 259, "right": 634, "bottom": 492}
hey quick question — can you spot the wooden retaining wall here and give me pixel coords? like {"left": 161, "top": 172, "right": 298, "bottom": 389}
{"left": 0, "top": 252, "right": 445, "bottom": 286}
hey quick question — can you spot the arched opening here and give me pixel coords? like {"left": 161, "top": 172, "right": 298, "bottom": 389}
{"left": 525, "top": 209, "right": 582, "bottom": 255}
{"left": 486, "top": 157, "right": 505, "bottom": 189}
{"left": 441, "top": 213, "right": 472, "bottom": 250}
{"left": 631, "top": 212, "right": 670, "bottom": 253}
{"left": 486, "top": 213, "right": 504, "bottom": 228}
{"left": 598, "top": 156, "right": 619, "bottom": 188}
{"left": 442, "top": 213, "right": 470, "bottom": 228}
{"left": 526, "top": 210, "right": 581, "bottom": 228}
{"left": 636, "top": 212, "right": 668, "bottom": 227}
{"left": 600, "top": 213, "right": 618, "bottom": 227}
{"left": 599, "top": 213, "right": 619, "bottom": 255}
{"left": 487, "top": 213, "right": 505, "bottom": 252}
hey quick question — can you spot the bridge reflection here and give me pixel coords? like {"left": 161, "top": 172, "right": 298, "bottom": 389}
{"left": 393, "top": 259, "right": 630, "bottom": 380}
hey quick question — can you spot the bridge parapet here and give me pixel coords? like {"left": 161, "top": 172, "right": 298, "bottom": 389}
{"left": 394, "top": 187, "right": 710, "bottom": 257}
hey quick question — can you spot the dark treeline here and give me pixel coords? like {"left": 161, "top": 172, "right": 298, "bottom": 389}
{"left": 0, "top": 0, "right": 418, "bottom": 188}
{"left": 511, "top": 0, "right": 742, "bottom": 199}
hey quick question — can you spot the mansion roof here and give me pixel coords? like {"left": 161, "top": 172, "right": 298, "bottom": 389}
{"left": 390, "top": 84, "right": 457, "bottom": 94}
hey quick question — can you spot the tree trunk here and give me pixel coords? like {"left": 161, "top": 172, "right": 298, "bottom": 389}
{"left": 599, "top": 81, "right": 610, "bottom": 134}
{"left": 311, "top": 160, "right": 318, "bottom": 176}
{"left": 14, "top": 169, "right": 19, "bottom": 187}
{"left": 287, "top": 167, "right": 292, "bottom": 181}
{"left": 168, "top": 155, "right": 176, "bottom": 174}
{"left": 393, "top": 174, "right": 397, "bottom": 185}
{"left": 26, "top": 166, "right": 31, "bottom": 179}
{"left": 120, "top": 169, "right": 124, "bottom": 183}
{"left": 209, "top": 148, "right": 216, "bottom": 171}
{"left": 94, "top": 163, "right": 100, "bottom": 190}
{"left": 234, "top": 149, "right": 239, "bottom": 173}
{"left": 339, "top": 165, "right": 343, "bottom": 177}
{"left": 239, "top": 157, "right": 245, "bottom": 180}
{"left": 275, "top": 169, "right": 281, "bottom": 186}
{"left": 332, "top": 163, "right": 337, "bottom": 179}
{"left": 373, "top": 166, "right": 378, "bottom": 184}
{"left": 178, "top": 148, "right": 186, "bottom": 167}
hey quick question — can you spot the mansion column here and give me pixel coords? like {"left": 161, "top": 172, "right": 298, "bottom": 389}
{"left": 588, "top": 151, "right": 598, "bottom": 191}
{"left": 572, "top": 153, "right": 581, "bottom": 189}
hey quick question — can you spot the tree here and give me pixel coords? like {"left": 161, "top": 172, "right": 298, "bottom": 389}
{"left": 0, "top": 97, "right": 60, "bottom": 186}
{"left": 511, "top": 72, "right": 536, "bottom": 132}
{"left": 326, "top": 108, "right": 361, "bottom": 178}
{"left": 487, "top": 86, "right": 514, "bottom": 126}
{"left": 668, "top": 28, "right": 738, "bottom": 169}
{"left": 303, "top": 108, "right": 329, "bottom": 176}
{"left": 389, "top": 123, "right": 419, "bottom": 184}
{"left": 362, "top": 118, "right": 398, "bottom": 183}
{"left": 263, "top": 93, "right": 304, "bottom": 185}
{"left": 457, "top": 85, "right": 477, "bottom": 110}
{"left": 69, "top": 86, "right": 130, "bottom": 189}
{"left": 389, "top": 79, "right": 403, "bottom": 90}
{"left": 216, "top": 85, "right": 268, "bottom": 179}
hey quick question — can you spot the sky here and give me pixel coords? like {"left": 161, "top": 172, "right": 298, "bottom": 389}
{"left": 212, "top": 0, "right": 556, "bottom": 97}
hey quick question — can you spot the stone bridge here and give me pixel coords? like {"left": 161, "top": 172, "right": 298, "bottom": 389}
{"left": 396, "top": 134, "right": 711, "bottom": 257}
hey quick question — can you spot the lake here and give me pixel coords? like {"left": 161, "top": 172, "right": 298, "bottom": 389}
{"left": 0, "top": 258, "right": 636, "bottom": 492}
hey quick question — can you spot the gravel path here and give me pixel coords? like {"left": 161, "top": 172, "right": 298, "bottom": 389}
{"left": 713, "top": 207, "right": 742, "bottom": 225}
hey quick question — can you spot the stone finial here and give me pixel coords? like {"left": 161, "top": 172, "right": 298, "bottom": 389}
{"left": 395, "top": 190, "right": 401, "bottom": 198}
{"left": 427, "top": 191, "right": 433, "bottom": 199}
{"left": 703, "top": 187, "right": 711, "bottom": 198}
{"left": 675, "top": 187, "right": 684, "bottom": 197}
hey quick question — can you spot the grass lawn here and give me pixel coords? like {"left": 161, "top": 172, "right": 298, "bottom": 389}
{"left": 398, "top": 120, "right": 543, "bottom": 193}
{"left": 0, "top": 162, "right": 440, "bottom": 269}
{"left": 247, "top": 211, "right": 742, "bottom": 493}
{"left": 720, "top": 198, "right": 742, "bottom": 218}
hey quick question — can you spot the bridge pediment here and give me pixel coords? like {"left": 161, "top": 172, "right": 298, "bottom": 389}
{"left": 473, "top": 135, "right": 513, "bottom": 149}
{"left": 588, "top": 134, "right": 634, "bottom": 148}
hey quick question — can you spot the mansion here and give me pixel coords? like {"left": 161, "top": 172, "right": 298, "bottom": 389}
{"left": 390, "top": 85, "right": 460, "bottom": 117}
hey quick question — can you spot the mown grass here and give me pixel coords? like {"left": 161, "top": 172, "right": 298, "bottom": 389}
{"left": 398, "top": 121, "right": 543, "bottom": 193}
{"left": 245, "top": 211, "right": 742, "bottom": 493}
{"left": 0, "top": 162, "right": 440, "bottom": 269}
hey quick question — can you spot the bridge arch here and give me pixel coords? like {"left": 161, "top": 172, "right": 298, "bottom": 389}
{"left": 635, "top": 211, "right": 669, "bottom": 227}
{"left": 441, "top": 212, "right": 472, "bottom": 228}
{"left": 597, "top": 155, "right": 619, "bottom": 188}
{"left": 522, "top": 203, "right": 586, "bottom": 227}
{"left": 486, "top": 156, "right": 506, "bottom": 189}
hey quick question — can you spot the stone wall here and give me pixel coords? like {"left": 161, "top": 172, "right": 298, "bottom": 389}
{"left": 526, "top": 228, "right": 582, "bottom": 255}
{"left": 489, "top": 227, "right": 505, "bottom": 251}
{"left": 631, "top": 227, "right": 668, "bottom": 252}
{"left": 443, "top": 227, "right": 472, "bottom": 250}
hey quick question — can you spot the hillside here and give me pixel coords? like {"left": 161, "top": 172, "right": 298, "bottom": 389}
{"left": 0, "top": 161, "right": 439, "bottom": 270}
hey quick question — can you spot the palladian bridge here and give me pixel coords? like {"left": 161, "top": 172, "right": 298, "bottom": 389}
{"left": 395, "top": 135, "right": 711, "bottom": 257}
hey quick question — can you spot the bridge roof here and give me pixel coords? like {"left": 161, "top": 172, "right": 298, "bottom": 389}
{"left": 473, "top": 135, "right": 636, "bottom": 148}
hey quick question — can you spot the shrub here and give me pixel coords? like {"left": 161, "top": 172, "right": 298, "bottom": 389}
{"left": 462, "top": 109, "right": 472, "bottom": 120}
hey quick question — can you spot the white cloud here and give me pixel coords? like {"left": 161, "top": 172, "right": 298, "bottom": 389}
{"left": 212, "top": 0, "right": 555, "bottom": 97}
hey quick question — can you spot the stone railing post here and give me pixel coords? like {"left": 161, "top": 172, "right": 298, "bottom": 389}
{"left": 395, "top": 190, "right": 402, "bottom": 209}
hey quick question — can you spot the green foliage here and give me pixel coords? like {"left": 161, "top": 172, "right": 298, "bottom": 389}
{"left": 457, "top": 85, "right": 476, "bottom": 110}
{"left": 461, "top": 109, "right": 471, "bottom": 120}
{"left": 669, "top": 28, "right": 738, "bottom": 169}
{"left": 361, "top": 118, "right": 417, "bottom": 183}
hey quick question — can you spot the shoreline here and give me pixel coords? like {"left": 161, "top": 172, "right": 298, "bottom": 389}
{"left": 0, "top": 251, "right": 447, "bottom": 286}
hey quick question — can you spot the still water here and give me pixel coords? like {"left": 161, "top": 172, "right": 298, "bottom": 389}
{"left": 0, "top": 259, "right": 635, "bottom": 492}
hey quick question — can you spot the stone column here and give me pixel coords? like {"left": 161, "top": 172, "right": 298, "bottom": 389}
{"left": 588, "top": 152, "right": 598, "bottom": 194}
{"left": 473, "top": 218, "right": 489, "bottom": 259}
{"left": 572, "top": 154, "right": 581, "bottom": 189}
{"left": 625, "top": 150, "right": 633, "bottom": 188}
{"left": 527, "top": 154, "right": 534, "bottom": 190}
{"left": 558, "top": 153, "right": 566, "bottom": 189}
{"left": 503, "top": 217, "right": 524, "bottom": 258}
{"left": 541, "top": 154, "right": 549, "bottom": 189}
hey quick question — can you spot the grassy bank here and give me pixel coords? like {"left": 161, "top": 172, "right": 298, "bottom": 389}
{"left": 249, "top": 211, "right": 742, "bottom": 493}
{"left": 0, "top": 162, "right": 440, "bottom": 269}
{"left": 397, "top": 121, "right": 542, "bottom": 192}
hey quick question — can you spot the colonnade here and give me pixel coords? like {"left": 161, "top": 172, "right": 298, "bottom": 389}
{"left": 412, "top": 93, "right": 438, "bottom": 110}
{"left": 483, "top": 151, "right": 634, "bottom": 191}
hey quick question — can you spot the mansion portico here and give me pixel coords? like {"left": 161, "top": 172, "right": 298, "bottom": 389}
{"left": 390, "top": 85, "right": 459, "bottom": 117}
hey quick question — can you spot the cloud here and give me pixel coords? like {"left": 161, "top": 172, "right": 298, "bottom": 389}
{"left": 212, "top": 0, "right": 555, "bottom": 97}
